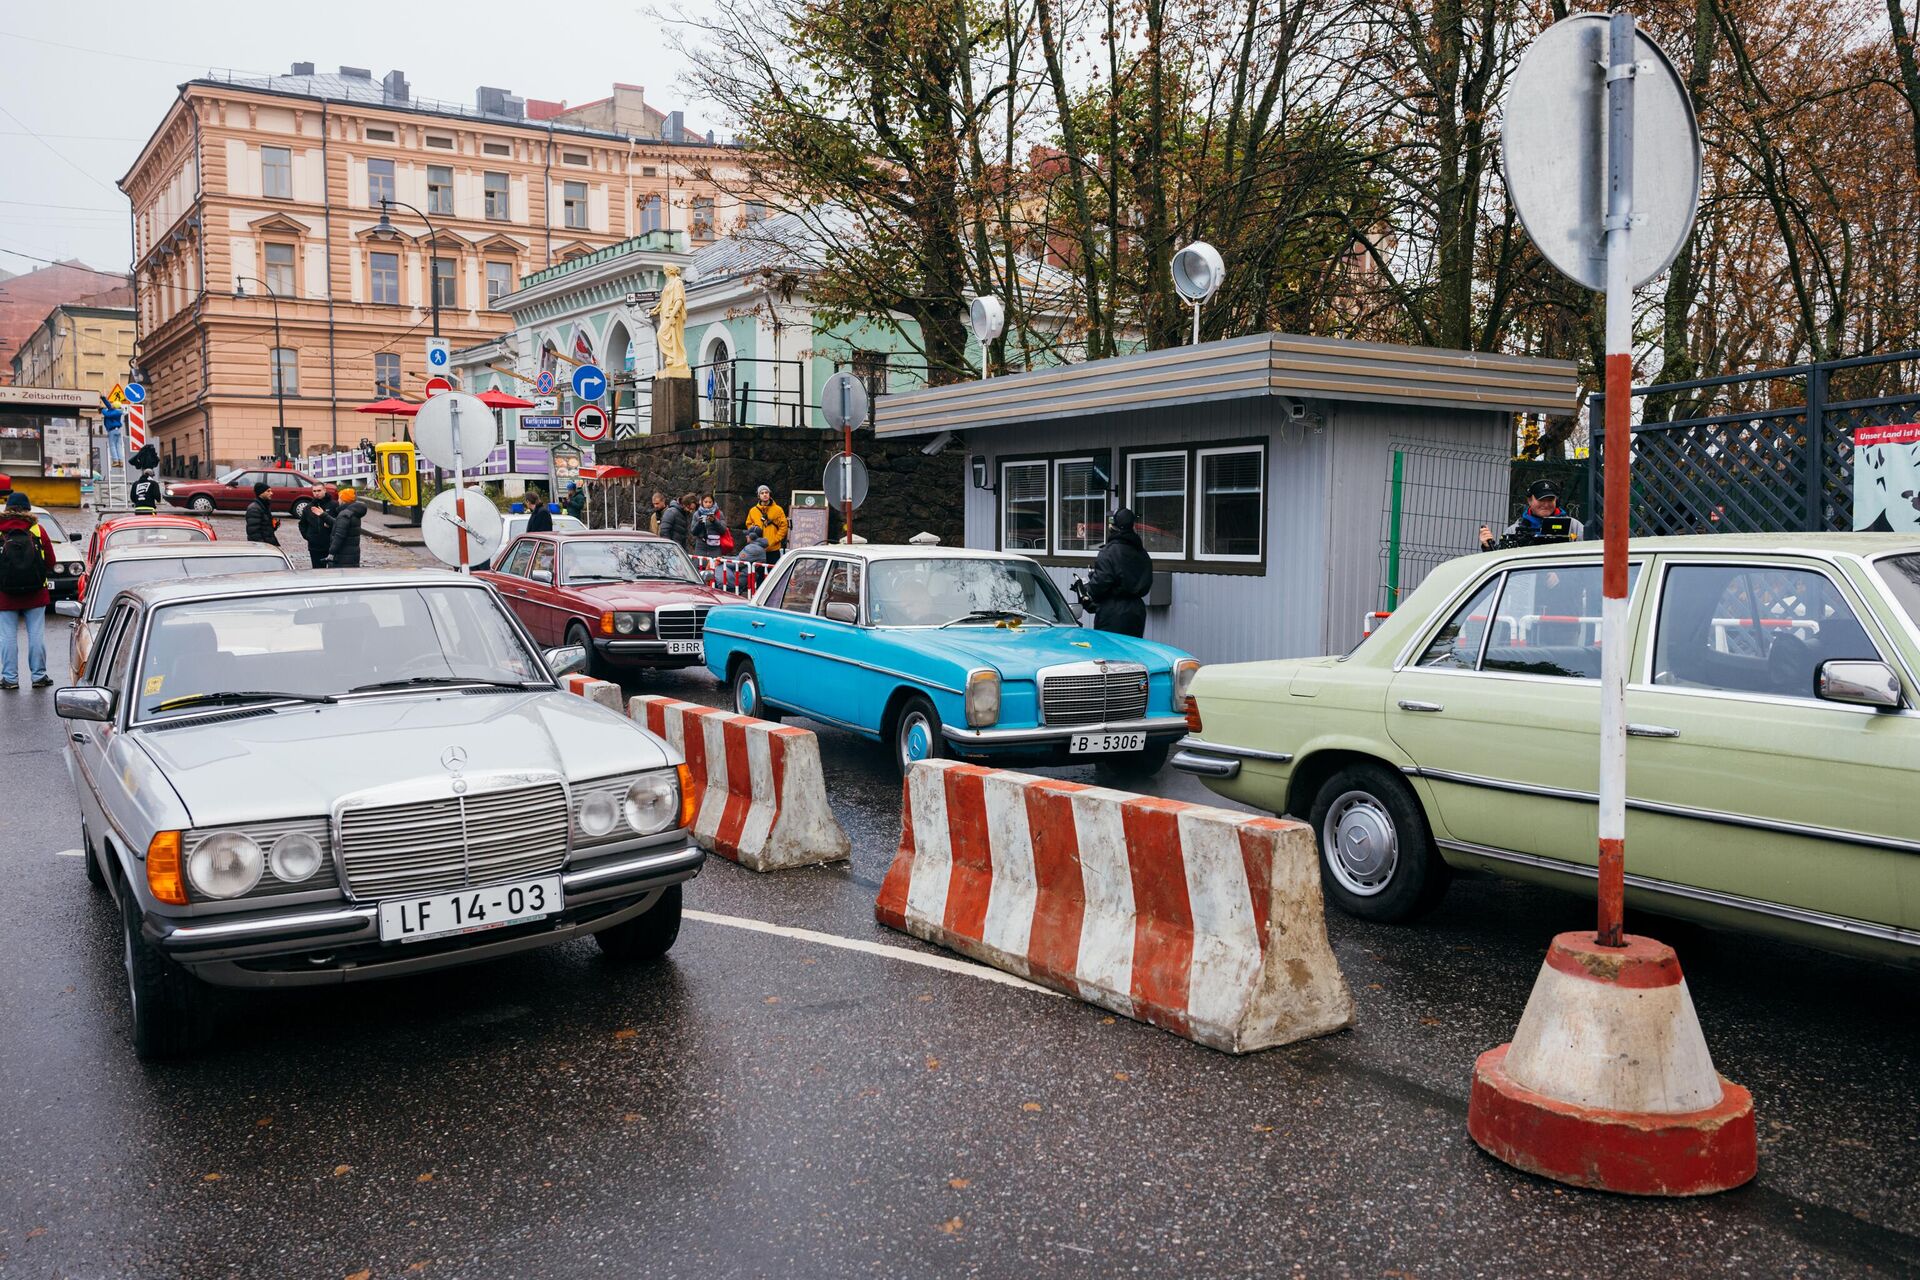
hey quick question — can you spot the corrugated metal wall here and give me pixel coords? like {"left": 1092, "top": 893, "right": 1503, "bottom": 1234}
{"left": 958, "top": 399, "right": 1510, "bottom": 665}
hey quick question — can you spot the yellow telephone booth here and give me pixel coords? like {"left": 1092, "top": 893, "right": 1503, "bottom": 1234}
{"left": 374, "top": 442, "right": 418, "bottom": 507}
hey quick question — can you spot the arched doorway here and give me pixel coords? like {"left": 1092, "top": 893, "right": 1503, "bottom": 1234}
{"left": 701, "top": 331, "right": 734, "bottom": 426}
{"left": 604, "top": 321, "right": 633, "bottom": 435}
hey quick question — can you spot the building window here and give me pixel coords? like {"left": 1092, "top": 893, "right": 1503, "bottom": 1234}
{"left": 272, "top": 426, "right": 302, "bottom": 459}
{"left": 1001, "top": 460, "right": 1047, "bottom": 553}
{"left": 1197, "top": 445, "right": 1264, "bottom": 561}
{"left": 1054, "top": 458, "right": 1108, "bottom": 557}
{"left": 640, "top": 194, "right": 663, "bottom": 234}
{"left": 374, "top": 352, "right": 400, "bottom": 397}
{"left": 744, "top": 199, "right": 769, "bottom": 223}
{"left": 369, "top": 250, "right": 400, "bottom": 304}
{"left": 427, "top": 165, "right": 454, "bottom": 216}
{"left": 563, "top": 181, "right": 588, "bottom": 230}
{"left": 366, "top": 127, "right": 395, "bottom": 143}
{"left": 486, "top": 260, "right": 513, "bottom": 305}
{"left": 263, "top": 242, "right": 297, "bottom": 297}
{"left": 691, "top": 196, "right": 714, "bottom": 239}
{"left": 431, "top": 257, "right": 457, "bottom": 308}
{"left": 270, "top": 347, "right": 298, "bottom": 396}
{"left": 484, "top": 171, "right": 510, "bottom": 220}
{"left": 262, "top": 146, "right": 292, "bottom": 200}
{"left": 642, "top": 166, "right": 658, "bottom": 177}
{"left": 483, "top": 140, "right": 511, "bottom": 157}
{"left": 851, "top": 350, "right": 888, "bottom": 400}
{"left": 1126, "top": 451, "right": 1188, "bottom": 559}
{"left": 425, "top": 134, "right": 454, "bottom": 150}
{"left": 562, "top": 150, "right": 589, "bottom": 166}
{"left": 368, "top": 157, "right": 395, "bottom": 209}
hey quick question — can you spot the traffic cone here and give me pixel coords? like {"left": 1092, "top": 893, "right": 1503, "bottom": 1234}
{"left": 1467, "top": 931, "right": 1757, "bottom": 1196}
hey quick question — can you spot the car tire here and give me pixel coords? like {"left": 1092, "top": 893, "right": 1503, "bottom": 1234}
{"left": 1094, "top": 741, "right": 1172, "bottom": 785}
{"left": 291, "top": 498, "right": 311, "bottom": 520}
{"left": 731, "top": 658, "right": 778, "bottom": 722}
{"left": 1308, "top": 763, "right": 1449, "bottom": 923}
{"left": 594, "top": 886, "right": 682, "bottom": 962}
{"left": 120, "top": 882, "right": 216, "bottom": 1059}
{"left": 892, "top": 693, "right": 947, "bottom": 778}
{"left": 189, "top": 495, "right": 215, "bottom": 515}
{"left": 82, "top": 822, "right": 106, "bottom": 893}
{"left": 565, "top": 621, "right": 615, "bottom": 682}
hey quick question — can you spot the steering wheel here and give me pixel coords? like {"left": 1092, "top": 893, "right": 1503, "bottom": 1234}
{"left": 1765, "top": 630, "right": 1817, "bottom": 697}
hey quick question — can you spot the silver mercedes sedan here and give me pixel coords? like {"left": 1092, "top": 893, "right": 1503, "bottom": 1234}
{"left": 58, "top": 568, "right": 703, "bottom": 1058}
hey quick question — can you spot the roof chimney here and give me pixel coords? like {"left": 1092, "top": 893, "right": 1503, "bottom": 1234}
{"left": 383, "top": 70, "right": 410, "bottom": 103}
{"left": 291, "top": 61, "right": 316, "bottom": 76}
{"left": 339, "top": 66, "right": 372, "bottom": 80}
{"left": 666, "top": 110, "right": 685, "bottom": 143}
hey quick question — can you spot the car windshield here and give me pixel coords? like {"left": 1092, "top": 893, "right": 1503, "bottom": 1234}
{"left": 1876, "top": 553, "right": 1920, "bottom": 633}
{"left": 106, "top": 525, "right": 208, "bottom": 550}
{"left": 88, "top": 555, "right": 287, "bottom": 620}
{"left": 34, "top": 510, "right": 67, "bottom": 541}
{"left": 868, "top": 557, "right": 1076, "bottom": 627}
{"left": 563, "top": 539, "right": 699, "bottom": 584}
{"left": 134, "top": 585, "right": 544, "bottom": 720}
{"left": 217, "top": 471, "right": 244, "bottom": 486}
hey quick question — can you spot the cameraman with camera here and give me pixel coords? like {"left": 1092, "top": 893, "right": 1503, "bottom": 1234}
{"left": 1073, "top": 507, "right": 1153, "bottom": 637}
{"left": 1480, "top": 479, "right": 1584, "bottom": 551}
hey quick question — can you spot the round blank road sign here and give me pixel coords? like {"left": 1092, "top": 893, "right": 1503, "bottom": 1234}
{"left": 822, "top": 371, "right": 869, "bottom": 431}
{"left": 1501, "top": 13, "right": 1701, "bottom": 291}
{"left": 823, "top": 451, "right": 869, "bottom": 510}
{"left": 422, "top": 487, "right": 505, "bottom": 569}
{"left": 411, "top": 392, "right": 493, "bottom": 470}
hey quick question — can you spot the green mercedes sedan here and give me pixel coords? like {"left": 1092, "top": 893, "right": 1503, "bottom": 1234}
{"left": 1173, "top": 535, "right": 1920, "bottom": 963}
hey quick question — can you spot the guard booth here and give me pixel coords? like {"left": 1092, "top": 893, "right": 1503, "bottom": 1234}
{"left": 0, "top": 386, "right": 96, "bottom": 507}
{"left": 872, "top": 333, "right": 1580, "bottom": 664}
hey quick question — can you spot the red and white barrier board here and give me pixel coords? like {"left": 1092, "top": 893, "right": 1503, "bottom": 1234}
{"left": 630, "top": 695, "right": 850, "bottom": 872}
{"left": 692, "top": 555, "right": 775, "bottom": 597}
{"left": 561, "top": 674, "right": 624, "bottom": 714}
{"left": 876, "top": 761, "right": 1354, "bottom": 1053}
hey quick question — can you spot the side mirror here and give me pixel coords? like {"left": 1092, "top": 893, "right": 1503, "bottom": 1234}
{"left": 1816, "top": 659, "right": 1902, "bottom": 709}
{"left": 68, "top": 532, "right": 83, "bottom": 542}
{"left": 822, "top": 601, "right": 858, "bottom": 625}
{"left": 53, "top": 600, "right": 81, "bottom": 619}
{"left": 543, "top": 645, "right": 589, "bottom": 678}
{"left": 531, "top": 568, "right": 553, "bottom": 584}
{"left": 55, "top": 686, "right": 115, "bottom": 722}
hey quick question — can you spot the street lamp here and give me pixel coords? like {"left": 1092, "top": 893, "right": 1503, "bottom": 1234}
{"left": 373, "top": 198, "right": 442, "bottom": 338}
{"left": 234, "top": 274, "right": 287, "bottom": 452}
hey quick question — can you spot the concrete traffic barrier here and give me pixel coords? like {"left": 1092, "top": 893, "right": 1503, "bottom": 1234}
{"left": 560, "top": 674, "right": 624, "bottom": 714}
{"left": 1467, "top": 932, "right": 1757, "bottom": 1195}
{"left": 875, "top": 760, "right": 1355, "bottom": 1053}
{"left": 629, "top": 695, "right": 850, "bottom": 873}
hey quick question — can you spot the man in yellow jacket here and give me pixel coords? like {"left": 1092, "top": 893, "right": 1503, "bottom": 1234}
{"left": 745, "top": 485, "right": 787, "bottom": 556}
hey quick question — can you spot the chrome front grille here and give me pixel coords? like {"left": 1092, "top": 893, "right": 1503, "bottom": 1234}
{"left": 1038, "top": 661, "right": 1149, "bottom": 727}
{"left": 656, "top": 605, "right": 711, "bottom": 642}
{"left": 337, "top": 779, "right": 569, "bottom": 900}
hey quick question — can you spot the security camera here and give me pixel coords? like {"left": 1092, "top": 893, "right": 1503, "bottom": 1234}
{"left": 1288, "top": 399, "right": 1307, "bottom": 421}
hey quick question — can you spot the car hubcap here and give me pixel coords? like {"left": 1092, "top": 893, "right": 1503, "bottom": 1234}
{"left": 738, "top": 675, "right": 757, "bottom": 715}
{"left": 1322, "top": 791, "right": 1398, "bottom": 896}
{"left": 901, "top": 714, "right": 932, "bottom": 765}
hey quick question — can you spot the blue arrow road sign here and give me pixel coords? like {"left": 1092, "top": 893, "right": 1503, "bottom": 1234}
{"left": 571, "top": 364, "right": 607, "bottom": 401}
{"left": 123, "top": 382, "right": 146, "bottom": 405}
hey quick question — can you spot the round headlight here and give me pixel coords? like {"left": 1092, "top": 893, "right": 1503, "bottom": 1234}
{"left": 578, "top": 791, "right": 619, "bottom": 838}
{"left": 186, "top": 832, "right": 264, "bottom": 899}
{"left": 623, "top": 772, "right": 679, "bottom": 834}
{"left": 269, "top": 832, "right": 325, "bottom": 883}
{"left": 615, "top": 612, "right": 637, "bottom": 635}
{"left": 635, "top": 613, "right": 654, "bottom": 633}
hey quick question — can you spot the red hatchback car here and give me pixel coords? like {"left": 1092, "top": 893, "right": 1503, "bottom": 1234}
{"left": 479, "top": 531, "right": 731, "bottom": 678}
{"left": 166, "top": 467, "right": 337, "bottom": 517}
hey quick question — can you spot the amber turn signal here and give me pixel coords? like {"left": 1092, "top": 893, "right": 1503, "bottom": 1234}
{"left": 676, "top": 764, "right": 697, "bottom": 830}
{"left": 599, "top": 611, "right": 616, "bottom": 636}
{"left": 146, "top": 830, "right": 188, "bottom": 905}
{"left": 1184, "top": 702, "right": 1203, "bottom": 734}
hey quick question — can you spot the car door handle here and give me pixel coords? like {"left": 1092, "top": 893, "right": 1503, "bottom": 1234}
{"left": 750, "top": 620, "right": 766, "bottom": 629}
{"left": 70, "top": 732, "right": 90, "bottom": 744}
{"left": 1627, "top": 723, "right": 1681, "bottom": 739}
{"left": 1397, "top": 700, "right": 1444, "bottom": 713}
{"left": 798, "top": 630, "right": 816, "bottom": 640}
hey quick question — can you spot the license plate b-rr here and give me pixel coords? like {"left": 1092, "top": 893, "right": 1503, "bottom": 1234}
{"left": 378, "top": 875, "right": 561, "bottom": 943}
{"left": 666, "top": 640, "right": 702, "bottom": 656}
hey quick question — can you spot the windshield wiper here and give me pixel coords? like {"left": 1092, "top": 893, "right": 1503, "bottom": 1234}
{"left": 155, "top": 690, "right": 338, "bottom": 711}
{"left": 347, "top": 676, "right": 539, "bottom": 694}
{"left": 566, "top": 575, "right": 626, "bottom": 584}
{"left": 938, "top": 608, "right": 1055, "bottom": 628}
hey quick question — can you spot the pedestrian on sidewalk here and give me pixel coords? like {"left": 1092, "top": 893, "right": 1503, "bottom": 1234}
{"left": 328, "top": 487, "right": 367, "bottom": 568}
{"left": 245, "top": 482, "right": 281, "bottom": 546}
{"left": 693, "top": 494, "right": 730, "bottom": 555}
{"left": 648, "top": 491, "right": 666, "bottom": 535}
{"left": 746, "top": 485, "right": 787, "bottom": 558}
{"left": 0, "top": 492, "right": 57, "bottom": 690}
{"left": 298, "top": 485, "right": 335, "bottom": 569}
{"left": 659, "top": 493, "right": 693, "bottom": 550}
{"left": 129, "top": 468, "right": 164, "bottom": 514}
{"left": 525, "top": 488, "right": 554, "bottom": 534}
{"left": 737, "top": 528, "right": 770, "bottom": 565}
{"left": 564, "top": 482, "right": 587, "bottom": 521}
{"left": 1084, "top": 507, "right": 1153, "bottom": 637}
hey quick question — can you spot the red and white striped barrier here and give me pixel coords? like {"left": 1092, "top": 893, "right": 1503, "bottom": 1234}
{"left": 560, "top": 674, "right": 624, "bottom": 714}
{"left": 875, "top": 761, "right": 1355, "bottom": 1053}
{"left": 630, "top": 695, "right": 850, "bottom": 872}
{"left": 692, "top": 555, "right": 775, "bottom": 597}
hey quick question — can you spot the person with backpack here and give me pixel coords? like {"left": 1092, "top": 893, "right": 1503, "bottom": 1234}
{"left": 328, "top": 487, "right": 367, "bottom": 568}
{"left": 245, "top": 481, "right": 280, "bottom": 546}
{"left": 0, "top": 491, "right": 57, "bottom": 690}
{"left": 298, "top": 484, "right": 336, "bottom": 569}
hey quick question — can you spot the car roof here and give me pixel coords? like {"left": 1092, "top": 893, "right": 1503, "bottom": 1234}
{"left": 95, "top": 542, "right": 283, "bottom": 565}
{"left": 524, "top": 528, "right": 671, "bottom": 542}
{"left": 782, "top": 544, "right": 1029, "bottom": 563}
{"left": 119, "top": 566, "right": 478, "bottom": 606}
{"left": 1483, "top": 533, "right": 1920, "bottom": 560}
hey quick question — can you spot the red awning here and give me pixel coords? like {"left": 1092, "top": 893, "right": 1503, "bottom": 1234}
{"left": 579, "top": 465, "right": 638, "bottom": 481}
{"left": 476, "top": 388, "right": 537, "bottom": 410}
{"left": 355, "top": 397, "right": 420, "bottom": 416}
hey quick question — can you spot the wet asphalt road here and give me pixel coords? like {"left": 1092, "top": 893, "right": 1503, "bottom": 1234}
{"left": 3, "top": 514, "right": 1917, "bottom": 1278}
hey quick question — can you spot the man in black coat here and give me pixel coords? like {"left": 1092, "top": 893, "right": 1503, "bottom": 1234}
{"left": 128, "top": 468, "right": 164, "bottom": 514}
{"left": 298, "top": 485, "right": 335, "bottom": 569}
{"left": 657, "top": 493, "right": 691, "bottom": 549}
{"left": 328, "top": 487, "right": 367, "bottom": 568}
{"left": 525, "top": 488, "right": 554, "bottom": 534}
{"left": 244, "top": 482, "right": 280, "bottom": 546}
{"left": 1084, "top": 507, "right": 1153, "bottom": 637}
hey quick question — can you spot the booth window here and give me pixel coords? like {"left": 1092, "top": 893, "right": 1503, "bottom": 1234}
{"left": 1001, "top": 461, "right": 1048, "bottom": 553}
{"left": 1197, "top": 445, "right": 1263, "bottom": 561}
{"left": 1054, "top": 458, "right": 1106, "bottom": 557}
{"left": 373, "top": 352, "right": 400, "bottom": 397}
{"left": 1126, "top": 451, "right": 1188, "bottom": 559}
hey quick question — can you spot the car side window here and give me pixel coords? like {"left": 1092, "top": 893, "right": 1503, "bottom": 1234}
{"left": 99, "top": 606, "right": 140, "bottom": 697}
{"left": 530, "top": 544, "right": 555, "bottom": 582}
{"left": 773, "top": 558, "right": 828, "bottom": 613}
{"left": 1653, "top": 564, "right": 1882, "bottom": 699}
{"left": 500, "top": 538, "right": 536, "bottom": 578}
{"left": 1481, "top": 566, "right": 1609, "bottom": 680}
{"left": 821, "top": 561, "right": 861, "bottom": 617}
{"left": 268, "top": 472, "right": 297, "bottom": 489}
{"left": 1415, "top": 577, "right": 1501, "bottom": 669}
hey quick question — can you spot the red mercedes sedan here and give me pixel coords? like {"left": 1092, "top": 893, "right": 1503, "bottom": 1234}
{"left": 478, "top": 531, "right": 731, "bottom": 678}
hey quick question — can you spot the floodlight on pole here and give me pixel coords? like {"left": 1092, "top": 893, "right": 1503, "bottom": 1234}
{"left": 1171, "top": 242, "right": 1224, "bottom": 345}
{"left": 968, "top": 295, "right": 1005, "bottom": 381}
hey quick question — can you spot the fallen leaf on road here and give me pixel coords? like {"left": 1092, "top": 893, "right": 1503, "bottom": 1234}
{"left": 1112, "top": 1072, "right": 1130, "bottom": 1082}
{"left": 939, "top": 1217, "right": 964, "bottom": 1234}
{"left": 612, "top": 1029, "right": 638, "bottom": 1040}
{"left": 416, "top": 1173, "right": 434, "bottom": 1183}
{"left": 345, "top": 1270, "right": 371, "bottom": 1280}
{"left": 1419, "top": 1017, "right": 1442, "bottom": 1027}
{"left": 764, "top": 996, "right": 781, "bottom": 1004}
{"left": 26, "top": 1227, "right": 46, "bottom": 1240}
{"left": 622, "top": 1113, "right": 642, "bottom": 1124}
{"left": 201, "top": 1173, "right": 222, "bottom": 1182}
{"left": 949, "top": 1178, "right": 970, "bottom": 1189}
{"left": 916, "top": 993, "right": 933, "bottom": 1003}
{"left": 1367, "top": 983, "right": 1384, "bottom": 991}
{"left": 256, "top": 1116, "right": 273, "bottom": 1127}
{"left": 332, "top": 1165, "right": 352, "bottom": 1177}
{"left": 926, "top": 1057, "right": 940, "bottom": 1070}
{"left": 1252, "top": 1125, "right": 1275, "bottom": 1133}
{"left": 1100, "top": 1017, "right": 1116, "bottom": 1025}
{"left": 1021, "top": 1102, "right": 1042, "bottom": 1113}
{"left": 407, "top": 1263, "right": 430, "bottom": 1273}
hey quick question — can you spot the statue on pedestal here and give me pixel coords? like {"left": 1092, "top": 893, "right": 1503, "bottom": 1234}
{"left": 651, "top": 266, "right": 690, "bottom": 378}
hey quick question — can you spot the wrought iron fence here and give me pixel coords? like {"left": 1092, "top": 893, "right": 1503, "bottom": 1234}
{"left": 1589, "top": 348, "right": 1920, "bottom": 535}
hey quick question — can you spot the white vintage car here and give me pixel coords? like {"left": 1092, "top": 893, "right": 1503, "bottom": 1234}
{"left": 59, "top": 568, "right": 702, "bottom": 1058}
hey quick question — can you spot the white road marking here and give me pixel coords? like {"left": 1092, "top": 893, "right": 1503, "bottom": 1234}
{"left": 52, "top": 848, "right": 84, "bottom": 858}
{"left": 682, "top": 908, "right": 1062, "bottom": 998}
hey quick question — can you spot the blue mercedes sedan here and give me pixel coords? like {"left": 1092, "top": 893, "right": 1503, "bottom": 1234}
{"left": 702, "top": 545, "right": 1200, "bottom": 776}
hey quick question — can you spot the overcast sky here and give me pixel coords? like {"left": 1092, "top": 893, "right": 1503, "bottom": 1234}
{"left": 0, "top": 1, "right": 714, "bottom": 276}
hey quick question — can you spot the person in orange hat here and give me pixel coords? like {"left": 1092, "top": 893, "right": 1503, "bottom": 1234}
{"left": 328, "top": 486, "right": 366, "bottom": 567}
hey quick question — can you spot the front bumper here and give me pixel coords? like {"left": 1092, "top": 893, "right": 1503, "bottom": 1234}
{"left": 941, "top": 715, "right": 1189, "bottom": 763}
{"left": 151, "top": 840, "right": 704, "bottom": 987}
{"left": 48, "top": 569, "right": 80, "bottom": 600}
{"left": 591, "top": 636, "right": 705, "bottom": 666}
